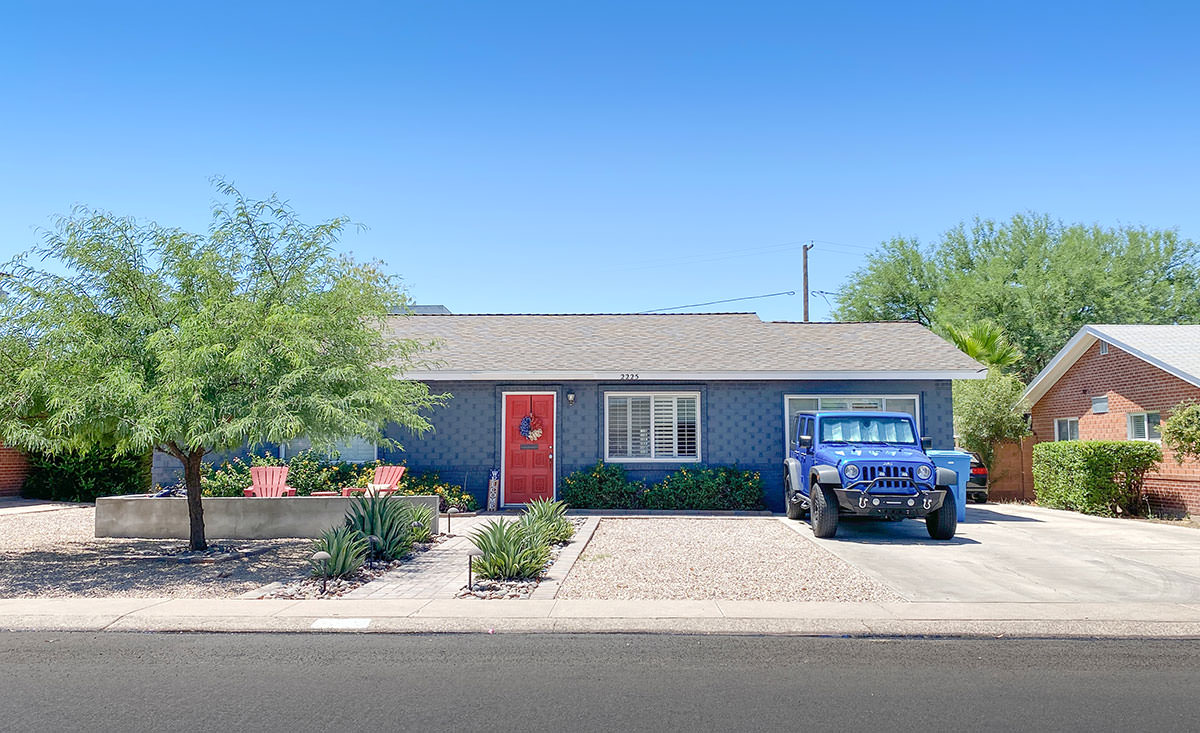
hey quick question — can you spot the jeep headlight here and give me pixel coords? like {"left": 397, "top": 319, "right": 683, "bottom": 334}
{"left": 916, "top": 464, "right": 932, "bottom": 481}
{"left": 844, "top": 464, "right": 860, "bottom": 479}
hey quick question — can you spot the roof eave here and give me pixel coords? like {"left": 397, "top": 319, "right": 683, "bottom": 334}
{"left": 404, "top": 369, "right": 987, "bottom": 382}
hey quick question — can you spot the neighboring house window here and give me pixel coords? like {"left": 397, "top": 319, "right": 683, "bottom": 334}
{"left": 1091, "top": 396, "right": 1108, "bottom": 414}
{"left": 1054, "top": 418, "right": 1079, "bottom": 441}
{"left": 1099, "top": 341, "right": 1109, "bottom": 355}
{"left": 784, "top": 394, "right": 920, "bottom": 453}
{"left": 605, "top": 393, "right": 700, "bottom": 461}
{"left": 281, "top": 436, "right": 379, "bottom": 463}
{"left": 1127, "top": 412, "right": 1161, "bottom": 442}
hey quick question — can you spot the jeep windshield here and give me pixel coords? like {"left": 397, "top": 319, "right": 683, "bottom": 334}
{"left": 819, "top": 416, "right": 917, "bottom": 445}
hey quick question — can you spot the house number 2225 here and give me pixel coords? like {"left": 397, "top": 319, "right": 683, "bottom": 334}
{"left": 619, "top": 373, "right": 640, "bottom": 380}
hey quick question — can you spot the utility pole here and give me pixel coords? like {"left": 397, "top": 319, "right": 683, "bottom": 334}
{"left": 802, "top": 242, "right": 814, "bottom": 322}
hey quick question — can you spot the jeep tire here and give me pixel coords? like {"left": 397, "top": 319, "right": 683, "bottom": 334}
{"left": 810, "top": 483, "right": 839, "bottom": 538}
{"left": 784, "top": 473, "right": 806, "bottom": 520}
{"left": 926, "top": 487, "right": 957, "bottom": 540}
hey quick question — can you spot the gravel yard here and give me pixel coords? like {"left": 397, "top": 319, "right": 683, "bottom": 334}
{"left": 556, "top": 518, "right": 901, "bottom": 602}
{"left": 0, "top": 504, "right": 311, "bottom": 598}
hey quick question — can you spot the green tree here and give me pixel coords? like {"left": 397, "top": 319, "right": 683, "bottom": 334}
{"left": 0, "top": 182, "right": 445, "bottom": 550}
{"left": 836, "top": 214, "right": 1200, "bottom": 379}
{"left": 940, "top": 321, "right": 1023, "bottom": 371}
{"left": 952, "top": 371, "right": 1029, "bottom": 469}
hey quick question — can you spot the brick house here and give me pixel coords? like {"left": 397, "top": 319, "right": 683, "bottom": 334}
{"left": 1022, "top": 324, "right": 1200, "bottom": 515}
{"left": 0, "top": 443, "right": 31, "bottom": 497}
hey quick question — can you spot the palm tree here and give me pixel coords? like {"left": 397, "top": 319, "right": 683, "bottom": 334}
{"left": 942, "top": 321, "right": 1023, "bottom": 371}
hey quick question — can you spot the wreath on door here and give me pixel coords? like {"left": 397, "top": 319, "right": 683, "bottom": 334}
{"left": 519, "top": 413, "right": 544, "bottom": 441}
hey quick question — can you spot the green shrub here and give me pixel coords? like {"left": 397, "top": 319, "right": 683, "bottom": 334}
{"left": 560, "top": 462, "right": 645, "bottom": 508}
{"left": 344, "top": 492, "right": 413, "bottom": 561}
{"left": 1162, "top": 400, "right": 1200, "bottom": 464}
{"left": 22, "top": 449, "right": 151, "bottom": 502}
{"left": 1032, "top": 440, "right": 1162, "bottom": 516}
{"left": 642, "top": 466, "right": 765, "bottom": 511}
{"left": 395, "top": 471, "right": 477, "bottom": 511}
{"left": 310, "top": 526, "right": 368, "bottom": 578}
{"left": 201, "top": 451, "right": 382, "bottom": 497}
{"left": 407, "top": 503, "right": 435, "bottom": 543}
{"left": 523, "top": 498, "right": 574, "bottom": 543}
{"left": 469, "top": 519, "right": 550, "bottom": 580}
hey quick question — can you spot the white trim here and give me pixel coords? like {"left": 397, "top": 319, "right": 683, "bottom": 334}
{"left": 603, "top": 391, "right": 702, "bottom": 463}
{"left": 1054, "top": 417, "right": 1079, "bottom": 441}
{"left": 411, "top": 369, "right": 985, "bottom": 382}
{"left": 1023, "top": 325, "right": 1200, "bottom": 406}
{"left": 782, "top": 394, "right": 922, "bottom": 456}
{"left": 1126, "top": 411, "right": 1162, "bottom": 442}
{"left": 499, "top": 391, "right": 558, "bottom": 508}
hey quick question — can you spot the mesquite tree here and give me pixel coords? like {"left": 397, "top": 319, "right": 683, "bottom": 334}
{"left": 0, "top": 181, "right": 444, "bottom": 550}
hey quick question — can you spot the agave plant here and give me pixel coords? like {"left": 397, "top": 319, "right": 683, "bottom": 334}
{"left": 469, "top": 519, "right": 550, "bottom": 580}
{"left": 310, "top": 525, "right": 368, "bottom": 578}
{"left": 523, "top": 498, "right": 574, "bottom": 544}
{"left": 405, "top": 503, "right": 435, "bottom": 543}
{"left": 345, "top": 492, "right": 413, "bottom": 561}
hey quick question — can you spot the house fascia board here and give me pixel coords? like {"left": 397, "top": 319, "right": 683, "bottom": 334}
{"left": 404, "top": 369, "right": 986, "bottom": 382}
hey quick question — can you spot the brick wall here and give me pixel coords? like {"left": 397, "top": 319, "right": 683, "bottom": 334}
{"left": 1030, "top": 339, "right": 1200, "bottom": 515}
{"left": 0, "top": 443, "right": 30, "bottom": 496}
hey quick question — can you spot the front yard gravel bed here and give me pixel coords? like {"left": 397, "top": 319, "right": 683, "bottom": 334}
{"left": 0, "top": 505, "right": 311, "bottom": 598}
{"left": 556, "top": 518, "right": 901, "bottom": 602}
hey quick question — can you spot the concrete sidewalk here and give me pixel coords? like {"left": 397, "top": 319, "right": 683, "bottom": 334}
{"left": 2, "top": 596, "right": 1200, "bottom": 637}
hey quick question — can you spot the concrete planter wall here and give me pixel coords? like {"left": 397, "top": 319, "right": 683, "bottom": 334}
{"left": 95, "top": 495, "right": 441, "bottom": 540}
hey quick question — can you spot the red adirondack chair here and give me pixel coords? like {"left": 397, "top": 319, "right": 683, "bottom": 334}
{"left": 243, "top": 466, "right": 296, "bottom": 497}
{"left": 341, "top": 465, "right": 407, "bottom": 496}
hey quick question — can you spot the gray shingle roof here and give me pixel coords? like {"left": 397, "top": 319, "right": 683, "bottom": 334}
{"left": 385, "top": 313, "right": 984, "bottom": 381}
{"left": 1024, "top": 324, "right": 1200, "bottom": 404}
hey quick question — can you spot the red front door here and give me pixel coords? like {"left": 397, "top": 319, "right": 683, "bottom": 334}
{"left": 504, "top": 393, "right": 555, "bottom": 505}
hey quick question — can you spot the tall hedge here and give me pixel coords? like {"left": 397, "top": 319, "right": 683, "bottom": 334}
{"left": 21, "top": 449, "right": 152, "bottom": 503}
{"left": 1031, "top": 441, "right": 1161, "bottom": 516}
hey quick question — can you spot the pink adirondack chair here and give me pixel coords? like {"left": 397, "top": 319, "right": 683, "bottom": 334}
{"left": 243, "top": 466, "right": 296, "bottom": 497}
{"left": 341, "top": 465, "right": 407, "bottom": 497}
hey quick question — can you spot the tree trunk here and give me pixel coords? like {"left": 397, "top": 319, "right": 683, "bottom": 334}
{"left": 183, "top": 451, "right": 207, "bottom": 551}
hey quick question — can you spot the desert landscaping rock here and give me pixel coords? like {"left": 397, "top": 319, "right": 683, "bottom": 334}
{"left": 556, "top": 518, "right": 901, "bottom": 602}
{"left": 0, "top": 504, "right": 311, "bottom": 598}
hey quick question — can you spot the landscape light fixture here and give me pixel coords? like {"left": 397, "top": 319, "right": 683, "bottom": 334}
{"left": 447, "top": 506, "right": 459, "bottom": 536}
{"left": 367, "top": 535, "right": 380, "bottom": 568}
{"left": 311, "top": 551, "right": 332, "bottom": 594}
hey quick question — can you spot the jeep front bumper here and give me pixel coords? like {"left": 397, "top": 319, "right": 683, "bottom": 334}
{"left": 833, "top": 488, "right": 946, "bottom": 517}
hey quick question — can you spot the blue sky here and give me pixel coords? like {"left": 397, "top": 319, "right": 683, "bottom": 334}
{"left": 2, "top": 1, "right": 1196, "bottom": 321}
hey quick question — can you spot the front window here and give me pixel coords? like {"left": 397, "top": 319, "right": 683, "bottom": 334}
{"left": 818, "top": 415, "right": 917, "bottom": 444}
{"left": 1128, "top": 412, "right": 1161, "bottom": 442}
{"left": 606, "top": 393, "right": 700, "bottom": 461}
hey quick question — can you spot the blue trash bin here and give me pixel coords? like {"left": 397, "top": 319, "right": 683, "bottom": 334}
{"left": 926, "top": 450, "right": 970, "bottom": 523}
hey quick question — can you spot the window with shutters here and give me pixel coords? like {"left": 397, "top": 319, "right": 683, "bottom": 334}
{"left": 1127, "top": 412, "right": 1161, "bottom": 442}
{"left": 605, "top": 393, "right": 700, "bottom": 462}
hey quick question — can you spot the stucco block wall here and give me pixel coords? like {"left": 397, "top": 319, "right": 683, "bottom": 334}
{"left": 0, "top": 443, "right": 30, "bottom": 497}
{"left": 1030, "top": 339, "right": 1200, "bottom": 515}
{"left": 392, "top": 379, "right": 955, "bottom": 512}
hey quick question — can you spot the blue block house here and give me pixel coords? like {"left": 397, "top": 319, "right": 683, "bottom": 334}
{"left": 376, "top": 312, "right": 983, "bottom": 511}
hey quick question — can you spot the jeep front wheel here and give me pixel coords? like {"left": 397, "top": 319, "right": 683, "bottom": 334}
{"left": 926, "top": 488, "right": 958, "bottom": 540}
{"left": 810, "top": 483, "right": 839, "bottom": 538}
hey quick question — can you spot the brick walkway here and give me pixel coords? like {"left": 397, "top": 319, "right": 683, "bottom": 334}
{"left": 345, "top": 515, "right": 492, "bottom": 600}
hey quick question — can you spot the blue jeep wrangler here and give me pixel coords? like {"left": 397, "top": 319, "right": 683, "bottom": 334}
{"left": 783, "top": 411, "right": 958, "bottom": 540}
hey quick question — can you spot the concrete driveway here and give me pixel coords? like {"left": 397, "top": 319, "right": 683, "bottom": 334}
{"left": 797, "top": 504, "right": 1200, "bottom": 602}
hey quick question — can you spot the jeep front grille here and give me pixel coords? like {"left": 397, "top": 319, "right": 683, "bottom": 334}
{"left": 861, "top": 465, "right": 912, "bottom": 491}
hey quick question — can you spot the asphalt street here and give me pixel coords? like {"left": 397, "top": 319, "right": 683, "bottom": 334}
{"left": 1, "top": 632, "right": 1198, "bottom": 732}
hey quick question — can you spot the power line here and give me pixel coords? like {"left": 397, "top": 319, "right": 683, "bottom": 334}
{"left": 640, "top": 290, "right": 796, "bottom": 314}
